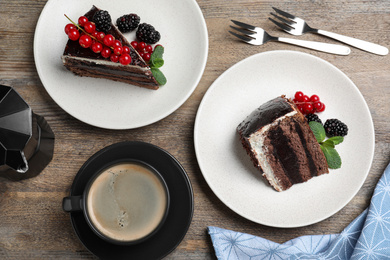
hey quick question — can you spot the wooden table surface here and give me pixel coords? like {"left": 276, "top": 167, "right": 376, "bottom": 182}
{"left": 0, "top": 0, "right": 389, "bottom": 259}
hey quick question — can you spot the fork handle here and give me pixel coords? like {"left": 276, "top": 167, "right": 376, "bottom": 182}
{"left": 277, "top": 37, "right": 351, "bottom": 55}
{"left": 317, "top": 29, "right": 388, "bottom": 56}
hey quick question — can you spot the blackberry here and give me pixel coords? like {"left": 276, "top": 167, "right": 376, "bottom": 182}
{"left": 136, "top": 23, "right": 161, "bottom": 44}
{"left": 305, "top": 113, "right": 322, "bottom": 124}
{"left": 92, "top": 10, "right": 112, "bottom": 33}
{"left": 324, "top": 119, "right": 348, "bottom": 137}
{"left": 116, "top": 14, "right": 140, "bottom": 33}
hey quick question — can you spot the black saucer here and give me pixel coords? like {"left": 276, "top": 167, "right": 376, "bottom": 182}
{"left": 67, "top": 141, "right": 194, "bottom": 260}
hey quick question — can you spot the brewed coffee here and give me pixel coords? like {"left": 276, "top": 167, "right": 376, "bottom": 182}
{"left": 86, "top": 162, "right": 168, "bottom": 242}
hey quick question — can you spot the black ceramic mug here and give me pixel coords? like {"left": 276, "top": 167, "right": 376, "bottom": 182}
{"left": 63, "top": 159, "right": 170, "bottom": 245}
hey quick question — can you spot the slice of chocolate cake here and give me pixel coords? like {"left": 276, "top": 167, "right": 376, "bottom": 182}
{"left": 237, "top": 96, "right": 328, "bottom": 191}
{"left": 62, "top": 6, "right": 159, "bottom": 90}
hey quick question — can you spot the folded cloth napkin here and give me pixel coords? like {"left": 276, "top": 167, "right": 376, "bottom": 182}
{"left": 208, "top": 162, "right": 390, "bottom": 260}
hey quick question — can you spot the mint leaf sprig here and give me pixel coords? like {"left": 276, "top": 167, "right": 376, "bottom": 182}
{"left": 309, "top": 121, "right": 343, "bottom": 169}
{"left": 149, "top": 45, "right": 167, "bottom": 86}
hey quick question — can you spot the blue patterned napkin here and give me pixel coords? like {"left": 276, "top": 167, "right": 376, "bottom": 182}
{"left": 208, "top": 162, "right": 390, "bottom": 259}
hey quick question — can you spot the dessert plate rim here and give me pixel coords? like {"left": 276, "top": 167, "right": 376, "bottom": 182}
{"left": 194, "top": 50, "right": 375, "bottom": 228}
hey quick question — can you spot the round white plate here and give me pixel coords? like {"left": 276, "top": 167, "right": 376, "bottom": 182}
{"left": 194, "top": 50, "right": 375, "bottom": 228}
{"left": 34, "top": 0, "right": 208, "bottom": 129}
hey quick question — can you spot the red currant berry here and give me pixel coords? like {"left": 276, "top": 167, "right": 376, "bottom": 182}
{"left": 78, "top": 16, "right": 88, "bottom": 26}
{"left": 138, "top": 41, "right": 146, "bottom": 51}
{"left": 303, "top": 95, "right": 310, "bottom": 103}
{"left": 101, "top": 47, "right": 111, "bottom": 58}
{"left": 96, "top": 32, "right": 105, "bottom": 40}
{"left": 317, "top": 102, "right": 326, "bottom": 112}
{"left": 68, "top": 28, "right": 80, "bottom": 41}
{"left": 79, "top": 34, "right": 92, "bottom": 48}
{"left": 103, "top": 34, "right": 115, "bottom": 47}
{"left": 294, "top": 91, "right": 305, "bottom": 102}
{"left": 114, "top": 46, "right": 123, "bottom": 55}
{"left": 143, "top": 52, "right": 151, "bottom": 62}
{"left": 313, "top": 101, "right": 323, "bottom": 111}
{"left": 113, "top": 40, "right": 122, "bottom": 48}
{"left": 145, "top": 44, "right": 153, "bottom": 53}
{"left": 84, "top": 21, "right": 96, "bottom": 34}
{"left": 91, "top": 42, "right": 103, "bottom": 53}
{"left": 110, "top": 54, "right": 120, "bottom": 63}
{"left": 297, "top": 105, "right": 305, "bottom": 114}
{"left": 303, "top": 103, "right": 314, "bottom": 114}
{"left": 92, "top": 31, "right": 99, "bottom": 38}
{"left": 143, "top": 53, "right": 151, "bottom": 62}
{"left": 65, "top": 23, "right": 76, "bottom": 34}
{"left": 122, "top": 46, "right": 130, "bottom": 54}
{"left": 130, "top": 41, "right": 138, "bottom": 49}
{"left": 310, "top": 95, "right": 320, "bottom": 102}
{"left": 139, "top": 52, "right": 145, "bottom": 59}
{"left": 119, "top": 54, "right": 132, "bottom": 65}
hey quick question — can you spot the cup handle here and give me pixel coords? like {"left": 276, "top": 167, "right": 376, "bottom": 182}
{"left": 62, "top": 196, "right": 83, "bottom": 212}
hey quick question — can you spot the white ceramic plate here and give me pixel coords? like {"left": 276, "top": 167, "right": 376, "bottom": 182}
{"left": 194, "top": 50, "right": 375, "bottom": 228}
{"left": 34, "top": 0, "right": 208, "bottom": 129}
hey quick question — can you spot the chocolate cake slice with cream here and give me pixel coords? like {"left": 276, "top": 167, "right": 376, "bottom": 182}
{"left": 237, "top": 96, "right": 328, "bottom": 191}
{"left": 62, "top": 6, "right": 159, "bottom": 90}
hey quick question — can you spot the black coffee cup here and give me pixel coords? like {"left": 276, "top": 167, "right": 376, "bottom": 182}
{"left": 63, "top": 159, "right": 170, "bottom": 245}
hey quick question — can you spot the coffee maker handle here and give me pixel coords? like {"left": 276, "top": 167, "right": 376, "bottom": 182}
{"left": 62, "top": 196, "right": 83, "bottom": 212}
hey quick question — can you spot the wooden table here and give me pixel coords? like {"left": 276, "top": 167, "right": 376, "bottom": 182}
{"left": 0, "top": 0, "right": 389, "bottom": 259}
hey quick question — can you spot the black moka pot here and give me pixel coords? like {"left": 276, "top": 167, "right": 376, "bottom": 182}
{"left": 0, "top": 84, "right": 55, "bottom": 181}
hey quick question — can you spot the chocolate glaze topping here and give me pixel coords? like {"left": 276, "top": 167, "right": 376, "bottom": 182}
{"left": 238, "top": 97, "right": 294, "bottom": 138}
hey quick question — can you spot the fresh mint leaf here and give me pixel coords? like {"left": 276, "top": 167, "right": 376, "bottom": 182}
{"left": 150, "top": 45, "right": 164, "bottom": 63}
{"left": 148, "top": 46, "right": 166, "bottom": 86}
{"left": 309, "top": 119, "right": 344, "bottom": 170}
{"left": 321, "top": 136, "right": 344, "bottom": 149}
{"left": 321, "top": 140, "right": 335, "bottom": 149}
{"left": 151, "top": 58, "right": 164, "bottom": 68}
{"left": 309, "top": 121, "right": 326, "bottom": 143}
{"left": 151, "top": 67, "right": 167, "bottom": 86}
{"left": 326, "top": 136, "right": 344, "bottom": 146}
{"left": 320, "top": 145, "right": 342, "bottom": 169}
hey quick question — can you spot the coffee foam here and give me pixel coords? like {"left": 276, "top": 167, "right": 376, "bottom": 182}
{"left": 86, "top": 162, "right": 167, "bottom": 242}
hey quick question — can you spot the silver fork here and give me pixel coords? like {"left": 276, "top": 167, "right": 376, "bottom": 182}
{"left": 269, "top": 7, "right": 388, "bottom": 56}
{"left": 229, "top": 20, "right": 350, "bottom": 55}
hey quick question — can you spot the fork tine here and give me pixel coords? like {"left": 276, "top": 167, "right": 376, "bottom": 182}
{"left": 272, "top": 7, "right": 296, "bottom": 20}
{"left": 270, "top": 12, "right": 295, "bottom": 26}
{"left": 268, "top": 17, "right": 293, "bottom": 33}
{"left": 229, "top": 25, "right": 256, "bottom": 36}
{"left": 231, "top": 20, "right": 256, "bottom": 31}
{"left": 228, "top": 30, "right": 253, "bottom": 43}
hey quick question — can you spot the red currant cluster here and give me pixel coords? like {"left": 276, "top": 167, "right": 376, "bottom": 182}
{"left": 293, "top": 91, "right": 325, "bottom": 114}
{"left": 130, "top": 41, "right": 162, "bottom": 62}
{"left": 64, "top": 15, "right": 132, "bottom": 65}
